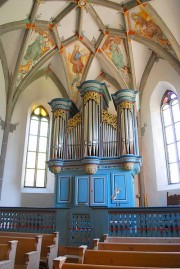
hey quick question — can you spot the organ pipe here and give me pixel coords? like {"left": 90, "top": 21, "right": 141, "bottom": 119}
{"left": 49, "top": 84, "right": 139, "bottom": 163}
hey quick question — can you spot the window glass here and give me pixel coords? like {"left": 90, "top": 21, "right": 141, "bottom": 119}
{"left": 29, "top": 119, "right": 39, "bottom": 135}
{"left": 167, "top": 144, "right": 177, "bottom": 163}
{"left": 162, "top": 107, "right": 171, "bottom": 126}
{"left": 28, "top": 135, "right": 38, "bottom": 151}
{"left": 165, "top": 125, "right": 175, "bottom": 144}
{"left": 40, "top": 120, "right": 48, "bottom": 137}
{"left": 169, "top": 163, "right": 179, "bottom": 183}
{"left": 175, "top": 122, "right": 180, "bottom": 140}
{"left": 172, "top": 102, "right": 180, "bottom": 123}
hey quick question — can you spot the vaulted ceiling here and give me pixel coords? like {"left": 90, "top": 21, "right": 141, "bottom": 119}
{"left": 0, "top": 0, "right": 180, "bottom": 113}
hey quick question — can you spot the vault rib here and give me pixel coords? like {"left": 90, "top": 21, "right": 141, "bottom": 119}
{"left": 52, "top": 3, "right": 77, "bottom": 24}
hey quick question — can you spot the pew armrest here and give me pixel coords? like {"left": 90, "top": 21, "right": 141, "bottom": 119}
{"left": 41, "top": 244, "right": 58, "bottom": 269}
{"left": 0, "top": 261, "right": 12, "bottom": 269}
{"left": 93, "top": 238, "right": 100, "bottom": 250}
{"left": 24, "top": 250, "right": 39, "bottom": 269}
{"left": 53, "top": 256, "right": 67, "bottom": 269}
{"left": 58, "top": 245, "right": 87, "bottom": 264}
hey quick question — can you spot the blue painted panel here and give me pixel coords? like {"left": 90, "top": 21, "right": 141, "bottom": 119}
{"left": 56, "top": 176, "right": 72, "bottom": 206}
{"left": 110, "top": 172, "right": 135, "bottom": 207}
{"left": 91, "top": 175, "right": 107, "bottom": 206}
{"left": 75, "top": 176, "right": 89, "bottom": 206}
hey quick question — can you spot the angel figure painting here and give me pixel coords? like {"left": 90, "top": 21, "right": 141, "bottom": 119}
{"left": 66, "top": 41, "right": 90, "bottom": 103}
{"left": 17, "top": 28, "right": 55, "bottom": 85}
{"left": 102, "top": 35, "right": 131, "bottom": 86}
{"left": 129, "top": 7, "right": 174, "bottom": 56}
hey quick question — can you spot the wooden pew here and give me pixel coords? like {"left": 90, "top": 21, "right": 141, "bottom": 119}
{"left": 0, "top": 240, "right": 18, "bottom": 269}
{"left": 93, "top": 238, "right": 180, "bottom": 252}
{"left": 0, "top": 231, "right": 59, "bottom": 269}
{"left": 0, "top": 236, "right": 40, "bottom": 269}
{"left": 58, "top": 245, "right": 87, "bottom": 263}
{"left": 103, "top": 234, "right": 180, "bottom": 243}
{"left": 40, "top": 232, "right": 59, "bottom": 269}
{"left": 83, "top": 249, "right": 180, "bottom": 267}
{"left": 53, "top": 256, "right": 177, "bottom": 269}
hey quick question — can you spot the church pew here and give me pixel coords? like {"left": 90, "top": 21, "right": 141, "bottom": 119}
{"left": 93, "top": 238, "right": 180, "bottom": 252}
{"left": 103, "top": 234, "right": 180, "bottom": 243}
{"left": 0, "top": 240, "right": 18, "bottom": 269}
{"left": 83, "top": 249, "right": 180, "bottom": 267}
{"left": 53, "top": 256, "right": 177, "bottom": 269}
{"left": 0, "top": 236, "right": 40, "bottom": 269}
{"left": 0, "top": 260, "right": 12, "bottom": 269}
{"left": 58, "top": 245, "right": 87, "bottom": 263}
{"left": 0, "top": 231, "right": 59, "bottom": 269}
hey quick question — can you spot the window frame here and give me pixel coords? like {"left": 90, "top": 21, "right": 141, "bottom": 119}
{"left": 161, "top": 90, "right": 180, "bottom": 184}
{"left": 24, "top": 106, "right": 50, "bottom": 188}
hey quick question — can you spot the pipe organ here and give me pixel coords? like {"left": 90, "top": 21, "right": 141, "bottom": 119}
{"left": 47, "top": 80, "right": 142, "bottom": 208}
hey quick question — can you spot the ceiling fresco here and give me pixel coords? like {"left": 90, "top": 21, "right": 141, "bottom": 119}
{"left": 17, "top": 27, "right": 55, "bottom": 85}
{"left": 0, "top": 0, "right": 179, "bottom": 114}
{"left": 126, "top": 5, "right": 177, "bottom": 58}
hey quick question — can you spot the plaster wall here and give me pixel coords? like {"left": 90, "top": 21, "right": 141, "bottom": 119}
{"left": 0, "top": 61, "right": 6, "bottom": 154}
{"left": 0, "top": 76, "right": 62, "bottom": 207}
{"left": 141, "top": 59, "right": 180, "bottom": 206}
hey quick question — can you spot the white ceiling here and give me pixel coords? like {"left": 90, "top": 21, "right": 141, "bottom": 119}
{"left": 0, "top": 0, "right": 179, "bottom": 112}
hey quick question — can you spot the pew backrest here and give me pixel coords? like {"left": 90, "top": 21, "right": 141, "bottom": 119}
{"left": 84, "top": 249, "right": 180, "bottom": 267}
{"left": 0, "top": 240, "right": 17, "bottom": 269}
{"left": 54, "top": 256, "right": 177, "bottom": 269}
{"left": 0, "top": 232, "right": 59, "bottom": 269}
{"left": 94, "top": 240, "right": 180, "bottom": 252}
{"left": 103, "top": 234, "right": 180, "bottom": 243}
{"left": 0, "top": 236, "right": 39, "bottom": 268}
{"left": 59, "top": 245, "right": 87, "bottom": 263}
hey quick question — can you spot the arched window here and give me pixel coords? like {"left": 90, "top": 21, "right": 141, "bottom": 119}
{"left": 24, "top": 106, "right": 49, "bottom": 187}
{"left": 161, "top": 91, "right": 180, "bottom": 184}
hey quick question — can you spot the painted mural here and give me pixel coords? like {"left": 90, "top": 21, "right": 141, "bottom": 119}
{"left": 101, "top": 35, "right": 131, "bottom": 86}
{"left": 65, "top": 41, "right": 90, "bottom": 103}
{"left": 128, "top": 7, "right": 175, "bottom": 56}
{"left": 17, "top": 28, "right": 55, "bottom": 85}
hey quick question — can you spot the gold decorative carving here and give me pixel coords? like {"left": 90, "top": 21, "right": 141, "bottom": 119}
{"left": 102, "top": 110, "right": 117, "bottom": 129}
{"left": 83, "top": 164, "right": 98, "bottom": 175}
{"left": 84, "top": 92, "right": 100, "bottom": 105}
{"left": 120, "top": 162, "right": 134, "bottom": 171}
{"left": 119, "top": 101, "right": 133, "bottom": 112}
{"left": 49, "top": 165, "right": 61, "bottom": 174}
{"left": 54, "top": 109, "right": 66, "bottom": 119}
{"left": 67, "top": 112, "right": 82, "bottom": 133}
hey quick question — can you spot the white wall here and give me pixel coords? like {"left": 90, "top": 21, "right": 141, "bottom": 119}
{"left": 0, "top": 61, "right": 6, "bottom": 153}
{"left": 141, "top": 59, "right": 180, "bottom": 206}
{"left": 0, "top": 76, "right": 62, "bottom": 207}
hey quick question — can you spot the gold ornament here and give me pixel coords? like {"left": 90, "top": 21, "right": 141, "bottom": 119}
{"left": 119, "top": 101, "right": 133, "bottom": 112}
{"left": 84, "top": 92, "right": 100, "bottom": 105}
{"left": 78, "top": 0, "right": 87, "bottom": 7}
{"left": 83, "top": 164, "right": 98, "bottom": 174}
{"left": 49, "top": 166, "right": 61, "bottom": 174}
{"left": 67, "top": 112, "right": 82, "bottom": 133}
{"left": 102, "top": 110, "right": 117, "bottom": 129}
{"left": 54, "top": 109, "right": 66, "bottom": 119}
{"left": 120, "top": 162, "right": 134, "bottom": 170}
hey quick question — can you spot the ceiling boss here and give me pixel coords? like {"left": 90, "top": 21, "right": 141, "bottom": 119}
{"left": 77, "top": 0, "right": 87, "bottom": 8}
